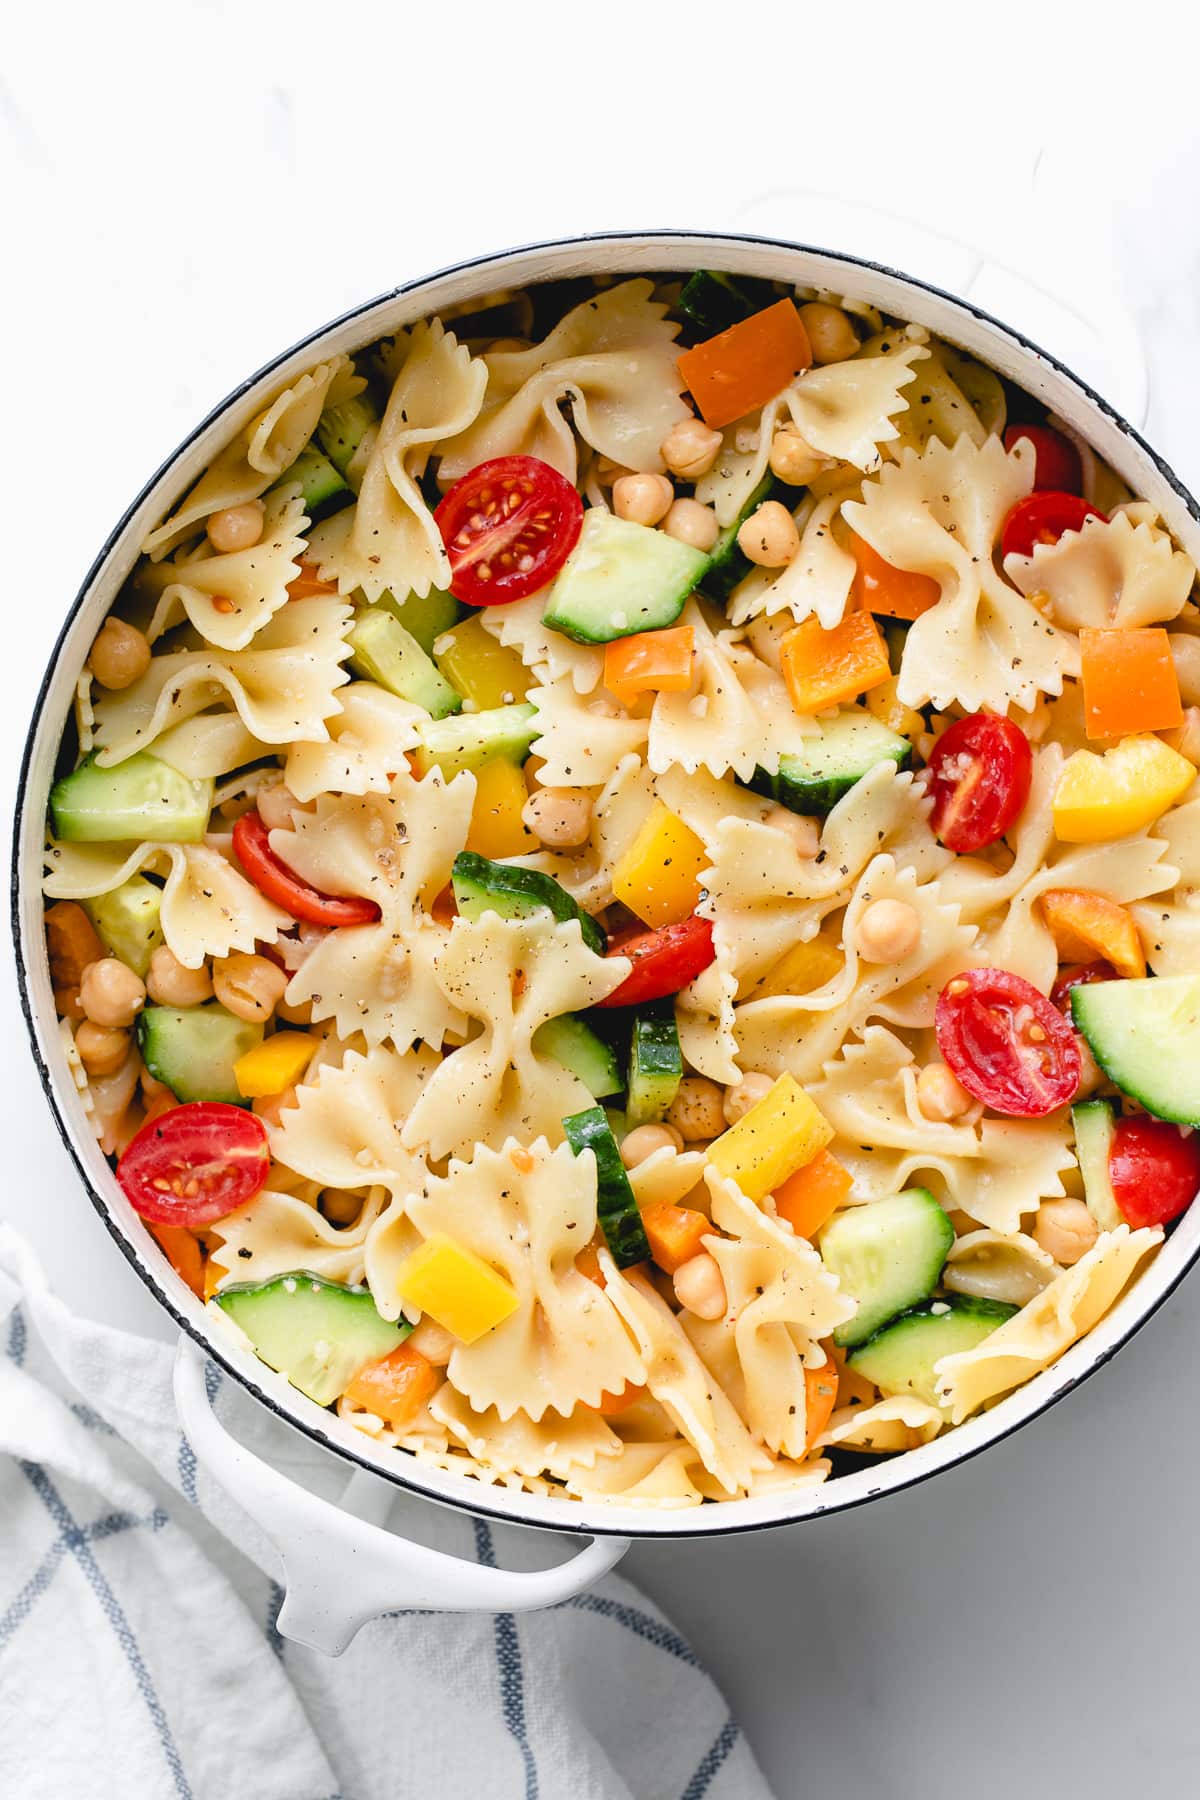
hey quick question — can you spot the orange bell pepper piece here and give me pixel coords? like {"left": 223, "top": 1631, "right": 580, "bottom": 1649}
{"left": 593, "top": 1381, "right": 647, "bottom": 1417}
{"left": 850, "top": 532, "right": 940, "bottom": 621}
{"left": 603, "top": 626, "right": 695, "bottom": 707}
{"left": 149, "top": 1223, "right": 205, "bottom": 1298}
{"left": 576, "top": 1242, "right": 605, "bottom": 1286}
{"left": 772, "top": 1149, "right": 853, "bottom": 1239}
{"left": 677, "top": 300, "right": 813, "bottom": 431}
{"left": 1040, "top": 887, "right": 1146, "bottom": 979}
{"left": 640, "top": 1201, "right": 712, "bottom": 1274}
{"left": 286, "top": 560, "right": 340, "bottom": 601}
{"left": 804, "top": 1362, "right": 839, "bottom": 1450}
{"left": 780, "top": 612, "right": 891, "bottom": 713}
{"left": 342, "top": 1340, "right": 440, "bottom": 1428}
{"left": 45, "top": 901, "right": 105, "bottom": 990}
{"left": 1079, "top": 626, "right": 1183, "bottom": 739}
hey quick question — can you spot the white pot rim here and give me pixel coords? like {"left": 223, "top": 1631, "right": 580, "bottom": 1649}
{"left": 15, "top": 227, "right": 1200, "bottom": 1541}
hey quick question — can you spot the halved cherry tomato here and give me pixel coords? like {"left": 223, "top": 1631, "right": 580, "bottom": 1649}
{"left": 1000, "top": 491, "right": 1106, "bottom": 560}
{"left": 1050, "top": 959, "right": 1118, "bottom": 1013}
{"left": 118, "top": 1102, "right": 270, "bottom": 1226}
{"left": 935, "top": 968, "right": 1081, "bottom": 1118}
{"left": 926, "top": 712, "right": 1033, "bottom": 854}
{"left": 434, "top": 455, "right": 583, "bottom": 607}
{"left": 1109, "top": 1116, "right": 1200, "bottom": 1228}
{"left": 232, "top": 812, "right": 381, "bottom": 927}
{"left": 1003, "top": 424, "right": 1082, "bottom": 494}
{"left": 593, "top": 915, "right": 716, "bottom": 1008}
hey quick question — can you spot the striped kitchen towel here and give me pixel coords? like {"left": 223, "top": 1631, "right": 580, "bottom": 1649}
{"left": 0, "top": 1228, "right": 770, "bottom": 1800}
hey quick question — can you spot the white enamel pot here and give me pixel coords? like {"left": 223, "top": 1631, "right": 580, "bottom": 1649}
{"left": 15, "top": 230, "right": 1200, "bottom": 1656}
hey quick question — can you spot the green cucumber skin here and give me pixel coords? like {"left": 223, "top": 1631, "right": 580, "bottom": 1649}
{"left": 747, "top": 712, "right": 912, "bottom": 817}
{"left": 542, "top": 509, "right": 708, "bottom": 645}
{"left": 215, "top": 1271, "right": 409, "bottom": 1407}
{"left": 49, "top": 753, "right": 213, "bottom": 845}
{"left": 316, "top": 392, "right": 380, "bottom": 476}
{"left": 626, "top": 1010, "right": 683, "bottom": 1126}
{"left": 820, "top": 1187, "right": 955, "bottom": 1348}
{"left": 676, "top": 270, "right": 778, "bottom": 337}
{"left": 83, "top": 875, "right": 164, "bottom": 977}
{"left": 274, "top": 445, "right": 351, "bottom": 521}
{"left": 847, "top": 1296, "right": 1018, "bottom": 1407}
{"left": 1071, "top": 976, "right": 1200, "bottom": 1124}
{"left": 413, "top": 703, "right": 538, "bottom": 779}
{"left": 451, "top": 852, "right": 606, "bottom": 957}
{"left": 348, "top": 607, "right": 461, "bottom": 719}
{"left": 381, "top": 586, "right": 462, "bottom": 656}
{"left": 1071, "top": 1100, "right": 1123, "bottom": 1232}
{"left": 533, "top": 1015, "right": 622, "bottom": 1099}
{"left": 563, "top": 1105, "right": 651, "bottom": 1269}
{"left": 138, "top": 1004, "right": 263, "bottom": 1105}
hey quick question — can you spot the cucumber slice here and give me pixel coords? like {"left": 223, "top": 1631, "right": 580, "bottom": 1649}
{"left": 215, "top": 1271, "right": 409, "bottom": 1406}
{"left": 348, "top": 607, "right": 461, "bottom": 719}
{"left": 542, "top": 508, "right": 708, "bottom": 644}
{"left": 563, "top": 1105, "right": 651, "bottom": 1269}
{"left": 748, "top": 709, "right": 911, "bottom": 816}
{"left": 820, "top": 1188, "right": 955, "bottom": 1348}
{"left": 847, "top": 1295, "right": 1018, "bottom": 1407}
{"left": 1072, "top": 975, "right": 1200, "bottom": 1124}
{"left": 627, "top": 1008, "right": 683, "bottom": 1125}
{"left": 381, "top": 586, "right": 462, "bottom": 656}
{"left": 533, "top": 1014, "right": 621, "bottom": 1098}
{"left": 413, "top": 704, "right": 538, "bottom": 780}
{"left": 49, "top": 752, "right": 213, "bottom": 844}
{"left": 677, "top": 270, "right": 778, "bottom": 337}
{"left": 1072, "top": 1099, "right": 1123, "bottom": 1231}
{"left": 451, "top": 852, "right": 606, "bottom": 957}
{"left": 272, "top": 445, "right": 350, "bottom": 521}
{"left": 83, "top": 875, "right": 163, "bottom": 977}
{"left": 316, "top": 392, "right": 380, "bottom": 477}
{"left": 138, "top": 1004, "right": 263, "bottom": 1104}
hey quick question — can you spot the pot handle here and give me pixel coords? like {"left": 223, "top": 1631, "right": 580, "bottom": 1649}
{"left": 173, "top": 1337, "right": 629, "bottom": 1655}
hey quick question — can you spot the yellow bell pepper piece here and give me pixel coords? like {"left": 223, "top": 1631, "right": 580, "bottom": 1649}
{"left": 434, "top": 615, "right": 529, "bottom": 709}
{"left": 611, "top": 800, "right": 708, "bottom": 928}
{"left": 752, "top": 935, "right": 845, "bottom": 1000}
{"left": 707, "top": 1073, "right": 834, "bottom": 1201}
{"left": 233, "top": 1031, "right": 317, "bottom": 1099}
{"left": 396, "top": 1235, "right": 519, "bottom": 1344}
{"left": 465, "top": 759, "right": 538, "bottom": 859}
{"left": 865, "top": 677, "right": 924, "bottom": 742}
{"left": 1052, "top": 733, "right": 1195, "bottom": 843}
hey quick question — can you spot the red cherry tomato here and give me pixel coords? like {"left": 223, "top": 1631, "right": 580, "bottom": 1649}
{"left": 936, "top": 968, "right": 1081, "bottom": 1118}
{"left": 117, "top": 1102, "right": 270, "bottom": 1227}
{"left": 593, "top": 916, "right": 716, "bottom": 1008}
{"left": 434, "top": 455, "right": 583, "bottom": 606}
{"left": 925, "top": 712, "right": 1033, "bottom": 854}
{"left": 1003, "top": 424, "right": 1082, "bottom": 494}
{"left": 1109, "top": 1116, "right": 1200, "bottom": 1228}
{"left": 232, "top": 812, "right": 381, "bottom": 927}
{"left": 1000, "top": 491, "right": 1106, "bottom": 559}
{"left": 1050, "top": 959, "right": 1117, "bottom": 1013}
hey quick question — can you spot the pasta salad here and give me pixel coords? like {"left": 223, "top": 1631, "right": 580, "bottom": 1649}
{"left": 41, "top": 269, "right": 1200, "bottom": 1507}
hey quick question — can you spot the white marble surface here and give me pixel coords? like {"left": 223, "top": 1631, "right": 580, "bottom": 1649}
{"left": 5, "top": 6, "right": 1200, "bottom": 1792}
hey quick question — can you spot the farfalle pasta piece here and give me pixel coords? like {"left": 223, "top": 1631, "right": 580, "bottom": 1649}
{"left": 431, "top": 1387, "right": 621, "bottom": 1480}
{"left": 652, "top": 764, "right": 777, "bottom": 847}
{"left": 1133, "top": 892, "right": 1200, "bottom": 978}
{"left": 208, "top": 1187, "right": 387, "bottom": 1292}
{"left": 401, "top": 915, "right": 629, "bottom": 1159}
{"left": 782, "top": 338, "right": 929, "bottom": 470}
{"left": 306, "top": 320, "right": 486, "bottom": 603}
{"left": 283, "top": 683, "right": 425, "bottom": 802}
{"left": 936, "top": 1225, "right": 1162, "bottom": 1424}
{"left": 92, "top": 597, "right": 353, "bottom": 762}
{"left": 506, "top": 753, "right": 654, "bottom": 911}
{"left": 675, "top": 955, "right": 741, "bottom": 1086}
{"left": 151, "top": 715, "right": 272, "bottom": 780}
{"left": 267, "top": 1045, "right": 435, "bottom": 1202}
{"left": 942, "top": 1230, "right": 1060, "bottom": 1307}
{"left": 563, "top": 1439, "right": 708, "bottom": 1509}
{"left": 527, "top": 678, "right": 648, "bottom": 789}
{"left": 436, "top": 279, "right": 691, "bottom": 484}
{"left": 479, "top": 593, "right": 605, "bottom": 695}
{"left": 1004, "top": 509, "right": 1196, "bottom": 631}
{"left": 143, "top": 354, "right": 359, "bottom": 558}
{"left": 146, "top": 486, "right": 306, "bottom": 651}
{"left": 844, "top": 434, "right": 1076, "bottom": 713}
{"left": 405, "top": 1140, "right": 644, "bottom": 1421}
{"left": 820, "top": 1397, "right": 945, "bottom": 1453}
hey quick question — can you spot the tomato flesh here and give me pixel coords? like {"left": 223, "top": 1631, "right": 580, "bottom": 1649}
{"left": 1003, "top": 424, "right": 1082, "bottom": 494}
{"left": 232, "top": 811, "right": 381, "bottom": 927}
{"left": 434, "top": 454, "right": 583, "bottom": 607}
{"left": 1050, "top": 959, "right": 1117, "bottom": 1013}
{"left": 1109, "top": 1116, "right": 1200, "bottom": 1228}
{"left": 926, "top": 712, "right": 1033, "bottom": 854}
{"left": 1000, "top": 490, "right": 1106, "bottom": 559}
{"left": 118, "top": 1102, "right": 270, "bottom": 1227}
{"left": 936, "top": 968, "right": 1081, "bottom": 1118}
{"left": 594, "top": 915, "right": 716, "bottom": 1008}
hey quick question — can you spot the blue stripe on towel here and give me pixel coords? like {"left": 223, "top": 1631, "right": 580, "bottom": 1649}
{"left": 0, "top": 1506, "right": 167, "bottom": 1652}
{"left": 473, "top": 1518, "right": 539, "bottom": 1800}
{"left": 681, "top": 1716, "right": 741, "bottom": 1800}
{"left": 5, "top": 1305, "right": 27, "bottom": 1367}
{"left": 558, "top": 1590, "right": 701, "bottom": 1667}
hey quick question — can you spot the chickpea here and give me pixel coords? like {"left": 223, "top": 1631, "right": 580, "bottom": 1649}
{"left": 207, "top": 499, "right": 265, "bottom": 554}
{"left": 667, "top": 1076, "right": 727, "bottom": 1142}
{"left": 768, "top": 425, "right": 827, "bottom": 487}
{"left": 146, "top": 945, "right": 213, "bottom": 1008}
{"left": 1163, "top": 706, "right": 1200, "bottom": 766}
{"left": 764, "top": 805, "right": 820, "bottom": 857}
{"left": 723, "top": 1072, "right": 774, "bottom": 1127}
{"left": 663, "top": 498, "right": 719, "bottom": 553}
{"left": 521, "top": 786, "right": 593, "bottom": 849}
{"left": 855, "top": 898, "right": 921, "bottom": 964}
{"left": 252, "top": 1085, "right": 298, "bottom": 1128}
{"left": 673, "top": 1252, "right": 728, "bottom": 1320}
{"left": 89, "top": 617, "right": 151, "bottom": 691}
{"left": 1169, "top": 634, "right": 1200, "bottom": 707}
{"left": 660, "top": 416, "right": 723, "bottom": 482}
{"left": 798, "top": 301, "right": 860, "bottom": 365}
{"left": 916, "top": 1062, "right": 974, "bottom": 1123}
{"left": 76, "top": 1021, "right": 131, "bottom": 1077}
{"left": 213, "top": 952, "right": 288, "bottom": 1024}
{"left": 408, "top": 1316, "right": 456, "bottom": 1365}
{"left": 256, "top": 778, "right": 301, "bottom": 833}
{"left": 79, "top": 958, "right": 146, "bottom": 1029}
{"left": 276, "top": 994, "right": 315, "bottom": 1027}
{"left": 613, "top": 472, "right": 675, "bottom": 527}
{"left": 1034, "top": 1197, "right": 1099, "bottom": 1266}
{"left": 737, "top": 500, "right": 800, "bottom": 568}
{"left": 619, "top": 1123, "right": 685, "bottom": 1169}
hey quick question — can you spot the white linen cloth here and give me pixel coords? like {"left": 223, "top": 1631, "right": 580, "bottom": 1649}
{"left": 0, "top": 1228, "right": 770, "bottom": 1800}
